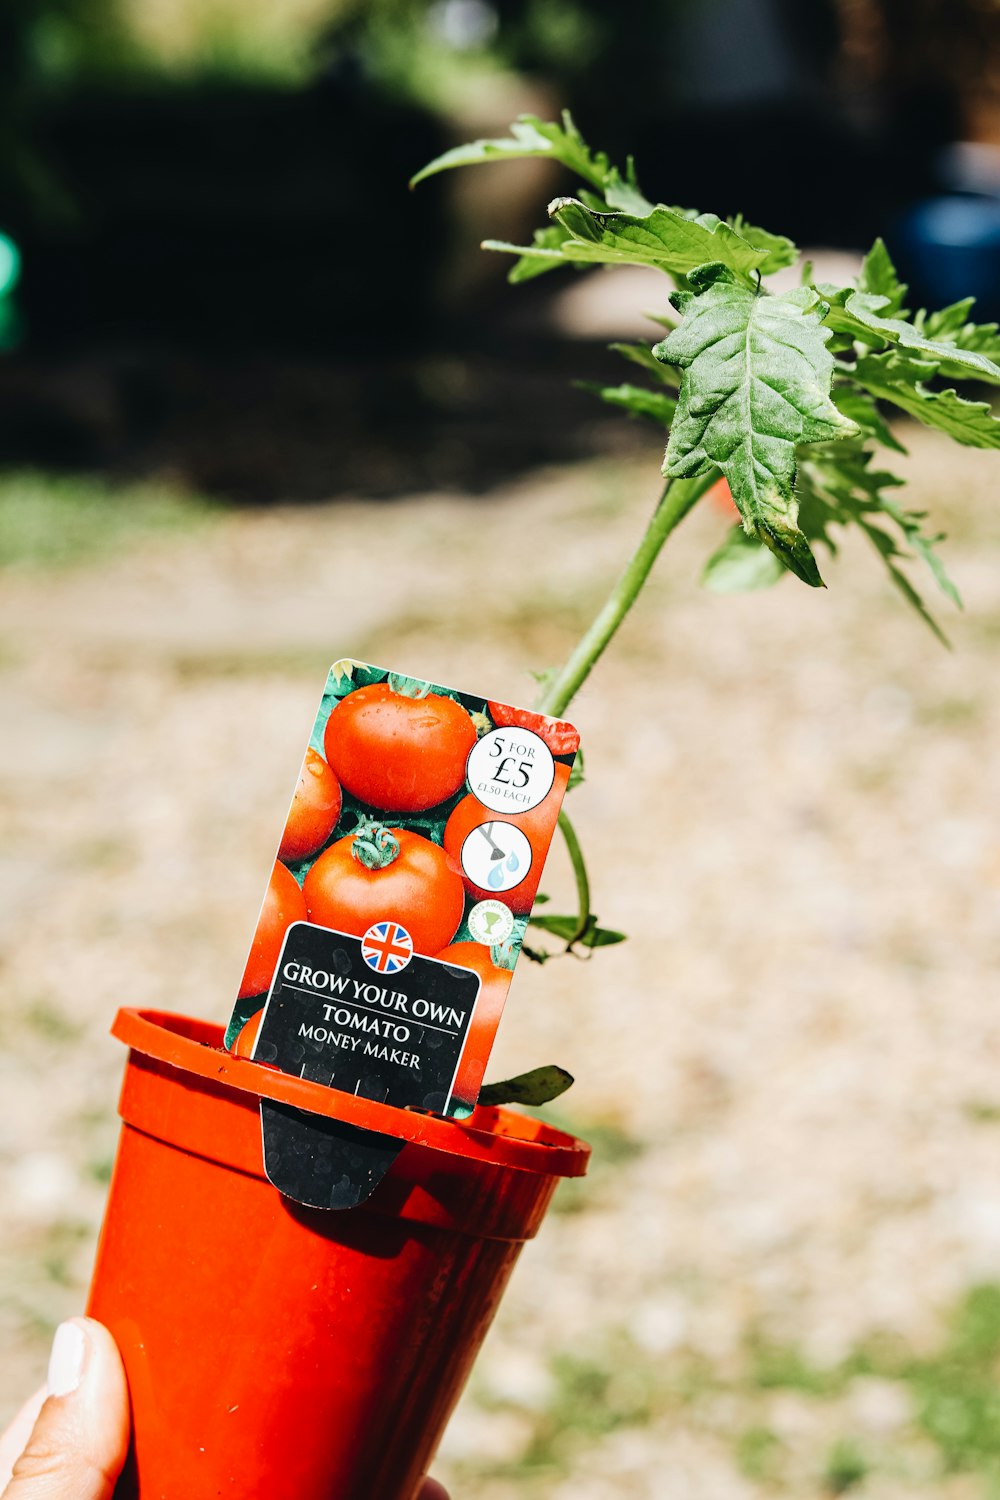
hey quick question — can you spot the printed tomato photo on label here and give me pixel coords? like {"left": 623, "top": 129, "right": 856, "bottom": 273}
{"left": 278, "top": 747, "right": 342, "bottom": 862}
{"left": 302, "top": 822, "right": 465, "bottom": 953}
{"left": 233, "top": 1008, "right": 264, "bottom": 1058}
{"left": 436, "top": 944, "right": 513, "bottom": 1108}
{"left": 324, "top": 682, "right": 477, "bottom": 811}
{"left": 238, "top": 859, "right": 307, "bottom": 999}
{"left": 444, "top": 761, "right": 571, "bottom": 914}
{"left": 434, "top": 942, "right": 512, "bottom": 1021}
{"left": 487, "top": 700, "right": 580, "bottom": 757}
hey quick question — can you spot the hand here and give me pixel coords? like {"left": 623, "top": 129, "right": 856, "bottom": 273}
{"left": 0, "top": 1319, "right": 449, "bottom": 1499}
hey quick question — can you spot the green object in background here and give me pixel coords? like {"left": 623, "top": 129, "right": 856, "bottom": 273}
{"left": 0, "top": 230, "right": 23, "bottom": 349}
{"left": 0, "top": 232, "right": 20, "bottom": 297}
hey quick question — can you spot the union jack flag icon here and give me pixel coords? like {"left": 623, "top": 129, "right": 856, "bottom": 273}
{"left": 361, "top": 921, "right": 414, "bottom": 974}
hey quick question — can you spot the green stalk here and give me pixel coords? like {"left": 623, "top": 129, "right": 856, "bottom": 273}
{"left": 535, "top": 470, "right": 717, "bottom": 719}
{"left": 557, "top": 810, "right": 590, "bottom": 945}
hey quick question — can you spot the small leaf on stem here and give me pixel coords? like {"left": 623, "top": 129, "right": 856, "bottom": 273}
{"left": 479, "top": 1065, "right": 575, "bottom": 1108}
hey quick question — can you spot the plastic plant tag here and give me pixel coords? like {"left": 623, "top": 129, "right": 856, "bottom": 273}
{"left": 225, "top": 658, "right": 578, "bottom": 1208}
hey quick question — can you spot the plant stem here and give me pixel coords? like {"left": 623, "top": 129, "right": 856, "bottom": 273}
{"left": 556, "top": 809, "right": 590, "bottom": 945}
{"left": 535, "top": 470, "right": 718, "bottom": 719}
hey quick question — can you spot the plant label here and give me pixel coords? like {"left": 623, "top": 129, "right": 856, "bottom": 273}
{"left": 254, "top": 922, "right": 481, "bottom": 1112}
{"left": 225, "top": 658, "right": 578, "bottom": 1208}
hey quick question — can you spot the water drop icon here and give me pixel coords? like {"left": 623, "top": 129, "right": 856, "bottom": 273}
{"left": 487, "top": 865, "right": 505, "bottom": 890}
{"left": 506, "top": 852, "right": 520, "bottom": 873}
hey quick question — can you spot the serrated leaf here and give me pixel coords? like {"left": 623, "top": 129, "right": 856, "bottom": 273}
{"left": 915, "top": 300, "right": 1000, "bottom": 380}
{"left": 728, "top": 214, "right": 798, "bottom": 274}
{"left": 548, "top": 197, "right": 775, "bottom": 279}
{"left": 478, "top": 1065, "right": 575, "bottom": 1108}
{"left": 579, "top": 381, "right": 676, "bottom": 427}
{"left": 853, "top": 351, "right": 1000, "bottom": 448}
{"left": 851, "top": 517, "right": 951, "bottom": 646}
{"left": 702, "top": 525, "right": 787, "bottom": 592}
{"left": 411, "top": 111, "right": 611, "bottom": 189}
{"left": 797, "top": 442, "right": 960, "bottom": 637}
{"left": 832, "top": 388, "right": 907, "bottom": 453}
{"left": 877, "top": 494, "right": 962, "bottom": 608}
{"left": 918, "top": 297, "right": 977, "bottom": 340}
{"left": 609, "top": 341, "right": 680, "bottom": 386}
{"left": 655, "top": 271, "right": 858, "bottom": 585}
{"left": 825, "top": 290, "right": 1000, "bottom": 383}
{"left": 859, "top": 238, "right": 909, "bottom": 316}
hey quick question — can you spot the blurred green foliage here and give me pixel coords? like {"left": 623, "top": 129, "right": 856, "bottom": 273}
{"left": 453, "top": 1284, "right": 1000, "bottom": 1494}
{"left": 0, "top": 471, "right": 215, "bottom": 570}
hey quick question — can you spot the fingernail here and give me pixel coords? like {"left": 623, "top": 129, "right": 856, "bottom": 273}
{"left": 48, "top": 1321, "right": 87, "bottom": 1397}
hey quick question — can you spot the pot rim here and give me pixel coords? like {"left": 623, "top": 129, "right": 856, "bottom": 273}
{"left": 113, "top": 1009, "right": 589, "bottom": 1178}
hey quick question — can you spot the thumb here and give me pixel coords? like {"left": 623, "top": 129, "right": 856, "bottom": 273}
{"left": 2, "top": 1320, "right": 130, "bottom": 1500}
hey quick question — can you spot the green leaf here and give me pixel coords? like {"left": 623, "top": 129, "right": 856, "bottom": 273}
{"left": 825, "top": 290, "right": 1000, "bottom": 384}
{"left": 915, "top": 300, "right": 1000, "bottom": 380}
{"left": 608, "top": 341, "right": 680, "bottom": 386}
{"left": 528, "top": 912, "right": 627, "bottom": 948}
{"left": 329, "top": 658, "right": 384, "bottom": 691}
{"left": 919, "top": 296, "right": 977, "bottom": 340}
{"left": 655, "top": 269, "right": 858, "bottom": 585}
{"left": 728, "top": 214, "right": 798, "bottom": 274}
{"left": 494, "top": 222, "right": 577, "bottom": 284}
{"left": 796, "top": 442, "right": 961, "bottom": 639}
{"left": 852, "top": 518, "right": 952, "bottom": 646}
{"left": 410, "top": 111, "right": 611, "bottom": 190}
{"left": 702, "top": 525, "right": 786, "bottom": 592}
{"left": 877, "top": 494, "right": 962, "bottom": 608}
{"left": 853, "top": 351, "right": 1000, "bottom": 448}
{"left": 478, "top": 1065, "right": 575, "bottom": 1108}
{"left": 832, "top": 387, "right": 907, "bottom": 453}
{"left": 859, "top": 237, "right": 909, "bottom": 316}
{"left": 579, "top": 381, "right": 676, "bottom": 427}
{"left": 548, "top": 198, "right": 776, "bottom": 279}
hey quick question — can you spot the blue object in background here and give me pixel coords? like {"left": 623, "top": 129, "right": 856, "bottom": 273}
{"left": 896, "top": 194, "right": 1000, "bottom": 320}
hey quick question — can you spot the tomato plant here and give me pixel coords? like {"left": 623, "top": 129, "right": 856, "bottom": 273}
{"left": 239, "top": 860, "right": 307, "bottom": 1000}
{"left": 415, "top": 113, "right": 999, "bottom": 650}
{"left": 443, "top": 762, "right": 571, "bottom": 914}
{"left": 303, "top": 822, "right": 465, "bottom": 953}
{"left": 404, "top": 113, "right": 1000, "bottom": 1103}
{"left": 278, "top": 748, "right": 342, "bottom": 863}
{"left": 325, "top": 682, "right": 476, "bottom": 812}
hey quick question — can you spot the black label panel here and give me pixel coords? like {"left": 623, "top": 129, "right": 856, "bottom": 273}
{"left": 253, "top": 922, "right": 481, "bottom": 1115}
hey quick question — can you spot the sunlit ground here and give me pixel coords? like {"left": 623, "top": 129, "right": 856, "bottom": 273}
{"left": 1, "top": 427, "right": 999, "bottom": 1497}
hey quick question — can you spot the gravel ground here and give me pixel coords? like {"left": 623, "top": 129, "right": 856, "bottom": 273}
{"left": 0, "top": 429, "right": 998, "bottom": 1496}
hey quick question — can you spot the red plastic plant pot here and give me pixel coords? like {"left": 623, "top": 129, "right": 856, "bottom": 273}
{"left": 86, "top": 1009, "right": 589, "bottom": 1500}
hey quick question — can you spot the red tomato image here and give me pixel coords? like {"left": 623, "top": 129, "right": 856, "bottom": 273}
{"left": 278, "top": 748, "right": 342, "bottom": 862}
{"left": 324, "top": 683, "right": 477, "bottom": 812}
{"left": 302, "top": 825, "right": 464, "bottom": 954}
{"left": 233, "top": 1009, "right": 263, "bottom": 1058}
{"left": 487, "top": 701, "right": 579, "bottom": 756}
{"left": 443, "top": 762, "right": 571, "bottom": 915}
{"left": 435, "top": 943, "right": 514, "bottom": 1110}
{"left": 238, "top": 860, "right": 307, "bottom": 999}
{"left": 434, "top": 942, "right": 512, "bottom": 1022}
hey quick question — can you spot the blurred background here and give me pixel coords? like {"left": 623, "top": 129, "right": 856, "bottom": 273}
{"left": 2, "top": 2, "right": 1000, "bottom": 1496}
